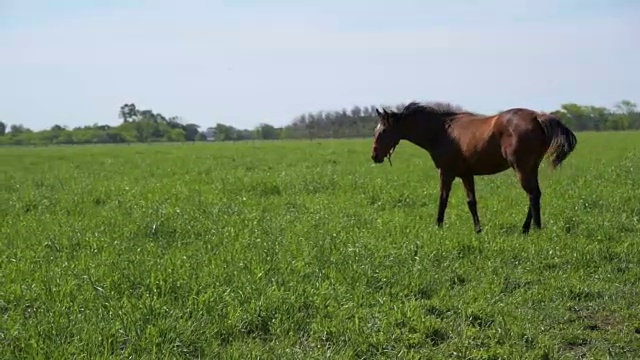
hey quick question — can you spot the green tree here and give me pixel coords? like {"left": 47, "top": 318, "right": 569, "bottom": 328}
{"left": 165, "top": 128, "right": 187, "bottom": 142}
{"left": 183, "top": 124, "right": 200, "bottom": 141}
{"left": 255, "top": 123, "right": 280, "bottom": 140}
{"left": 9, "top": 124, "right": 30, "bottom": 136}
{"left": 118, "top": 103, "right": 139, "bottom": 122}
{"left": 2, "top": 99, "right": 639, "bottom": 146}
{"left": 611, "top": 100, "right": 639, "bottom": 130}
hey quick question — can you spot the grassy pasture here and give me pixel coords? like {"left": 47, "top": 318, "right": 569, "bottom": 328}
{"left": 1, "top": 132, "right": 640, "bottom": 359}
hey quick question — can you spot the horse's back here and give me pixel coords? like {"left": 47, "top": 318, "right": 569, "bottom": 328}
{"left": 440, "top": 108, "right": 549, "bottom": 175}
{"left": 493, "top": 108, "right": 548, "bottom": 146}
{"left": 495, "top": 108, "right": 541, "bottom": 127}
{"left": 449, "top": 113, "right": 503, "bottom": 148}
{"left": 444, "top": 114, "right": 512, "bottom": 175}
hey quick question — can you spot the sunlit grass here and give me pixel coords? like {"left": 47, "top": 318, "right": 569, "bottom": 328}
{"left": 1, "top": 132, "right": 639, "bottom": 358}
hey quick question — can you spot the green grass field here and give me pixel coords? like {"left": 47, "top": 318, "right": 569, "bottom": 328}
{"left": 1, "top": 132, "right": 640, "bottom": 359}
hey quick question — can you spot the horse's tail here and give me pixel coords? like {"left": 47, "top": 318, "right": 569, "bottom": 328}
{"left": 537, "top": 113, "right": 578, "bottom": 169}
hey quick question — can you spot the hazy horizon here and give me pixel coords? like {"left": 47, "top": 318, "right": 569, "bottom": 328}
{"left": 2, "top": 0, "right": 639, "bottom": 131}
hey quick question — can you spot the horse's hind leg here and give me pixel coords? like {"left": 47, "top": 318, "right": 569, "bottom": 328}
{"left": 461, "top": 175, "right": 482, "bottom": 233}
{"left": 522, "top": 207, "right": 533, "bottom": 232}
{"left": 516, "top": 167, "right": 542, "bottom": 234}
{"left": 530, "top": 173, "right": 542, "bottom": 229}
{"left": 505, "top": 130, "right": 544, "bottom": 234}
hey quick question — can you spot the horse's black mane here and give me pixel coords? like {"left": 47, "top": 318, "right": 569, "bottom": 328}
{"left": 399, "top": 101, "right": 471, "bottom": 118}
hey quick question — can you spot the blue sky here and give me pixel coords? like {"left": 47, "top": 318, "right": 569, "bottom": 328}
{"left": 2, "top": 0, "right": 639, "bottom": 130}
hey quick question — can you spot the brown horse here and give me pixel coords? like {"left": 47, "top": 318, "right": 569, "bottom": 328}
{"left": 371, "top": 101, "right": 577, "bottom": 234}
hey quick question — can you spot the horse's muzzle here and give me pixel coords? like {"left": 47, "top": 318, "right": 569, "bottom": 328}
{"left": 371, "top": 154, "right": 385, "bottom": 163}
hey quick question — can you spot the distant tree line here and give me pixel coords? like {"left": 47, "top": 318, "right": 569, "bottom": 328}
{"left": 1, "top": 100, "right": 638, "bottom": 146}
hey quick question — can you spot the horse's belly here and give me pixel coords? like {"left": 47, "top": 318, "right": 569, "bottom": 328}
{"left": 464, "top": 147, "right": 511, "bottom": 175}
{"left": 470, "top": 160, "right": 511, "bottom": 175}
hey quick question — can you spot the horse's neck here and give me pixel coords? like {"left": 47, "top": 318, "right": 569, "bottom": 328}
{"left": 402, "top": 118, "right": 447, "bottom": 153}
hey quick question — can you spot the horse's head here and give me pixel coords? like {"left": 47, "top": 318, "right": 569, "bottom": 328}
{"left": 372, "top": 102, "right": 459, "bottom": 164}
{"left": 371, "top": 107, "right": 403, "bottom": 164}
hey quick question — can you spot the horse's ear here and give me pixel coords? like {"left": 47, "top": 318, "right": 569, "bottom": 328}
{"left": 376, "top": 107, "right": 393, "bottom": 127}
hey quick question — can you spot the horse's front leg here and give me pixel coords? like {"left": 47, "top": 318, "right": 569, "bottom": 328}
{"left": 436, "top": 171, "right": 455, "bottom": 228}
